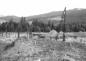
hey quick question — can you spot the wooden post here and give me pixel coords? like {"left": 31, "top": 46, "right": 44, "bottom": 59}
{"left": 17, "top": 23, "right": 20, "bottom": 38}
{"left": 27, "top": 25, "right": 29, "bottom": 38}
{"left": 18, "top": 31, "right": 20, "bottom": 38}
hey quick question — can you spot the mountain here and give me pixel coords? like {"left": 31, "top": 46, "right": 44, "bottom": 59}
{"left": 0, "top": 16, "right": 20, "bottom": 23}
{"left": 0, "top": 8, "right": 86, "bottom": 24}
{"left": 26, "top": 11, "right": 62, "bottom": 19}
{"left": 26, "top": 8, "right": 86, "bottom": 24}
{"left": 66, "top": 8, "right": 86, "bottom": 24}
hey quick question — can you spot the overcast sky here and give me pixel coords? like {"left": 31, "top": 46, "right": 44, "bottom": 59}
{"left": 0, "top": 0, "right": 85, "bottom": 17}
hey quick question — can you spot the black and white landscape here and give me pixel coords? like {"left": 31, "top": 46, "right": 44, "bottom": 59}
{"left": 0, "top": 8, "right": 86, "bottom": 61}
{"left": 0, "top": 0, "right": 86, "bottom": 61}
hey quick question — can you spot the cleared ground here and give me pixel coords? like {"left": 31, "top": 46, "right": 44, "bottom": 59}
{"left": 0, "top": 32, "right": 86, "bottom": 61}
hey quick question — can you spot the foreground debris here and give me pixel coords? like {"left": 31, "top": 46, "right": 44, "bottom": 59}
{"left": 0, "top": 35, "right": 86, "bottom": 61}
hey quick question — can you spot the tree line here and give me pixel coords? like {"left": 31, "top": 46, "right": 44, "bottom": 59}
{"left": 0, "top": 17, "right": 86, "bottom": 32}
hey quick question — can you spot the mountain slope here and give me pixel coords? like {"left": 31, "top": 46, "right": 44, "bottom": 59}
{"left": 0, "top": 16, "right": 20, "bottom": 23}
{"left": 66, "top": 8, "right": 86, "bottom": 23}
{"left": 25, "top": 8, "right": 86, "bottom": 24}
{"left": 0, "top": 8, "right": 86, "bottom": 24}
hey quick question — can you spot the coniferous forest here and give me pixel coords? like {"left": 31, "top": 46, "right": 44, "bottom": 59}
{"left": 0, "top": 17, "right": 86, "bottom": 32}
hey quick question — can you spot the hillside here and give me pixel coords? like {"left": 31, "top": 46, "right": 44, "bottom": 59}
{"left": 26, "top": 8, "right": 86, "bottom": 24}
{"left": 0, "top": 16, "right": 20, "bottom": 23}
{"left": 66, "top": 8, "right": 86, "bottom": 24}
{"left": 0, "top": 8, "right": 86, "bottom": 24}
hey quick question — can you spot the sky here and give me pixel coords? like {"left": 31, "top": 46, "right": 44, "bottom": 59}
{"left": 0, "top": 0, "right": 86, "bottom": 17}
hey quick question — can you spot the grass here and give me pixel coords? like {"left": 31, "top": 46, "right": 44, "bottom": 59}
{"left": 0, "top": 32, "right": 86, "bottom": 61}
{"left": 36, "top": 38, "right": 86, "bottom": 61}
{"left": 0, "top": 42, "right": 9, "bottom": 54}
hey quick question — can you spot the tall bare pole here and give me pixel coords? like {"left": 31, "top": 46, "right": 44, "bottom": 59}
{"left": 62, "top": 7, "right": 66, "bottom": 41}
